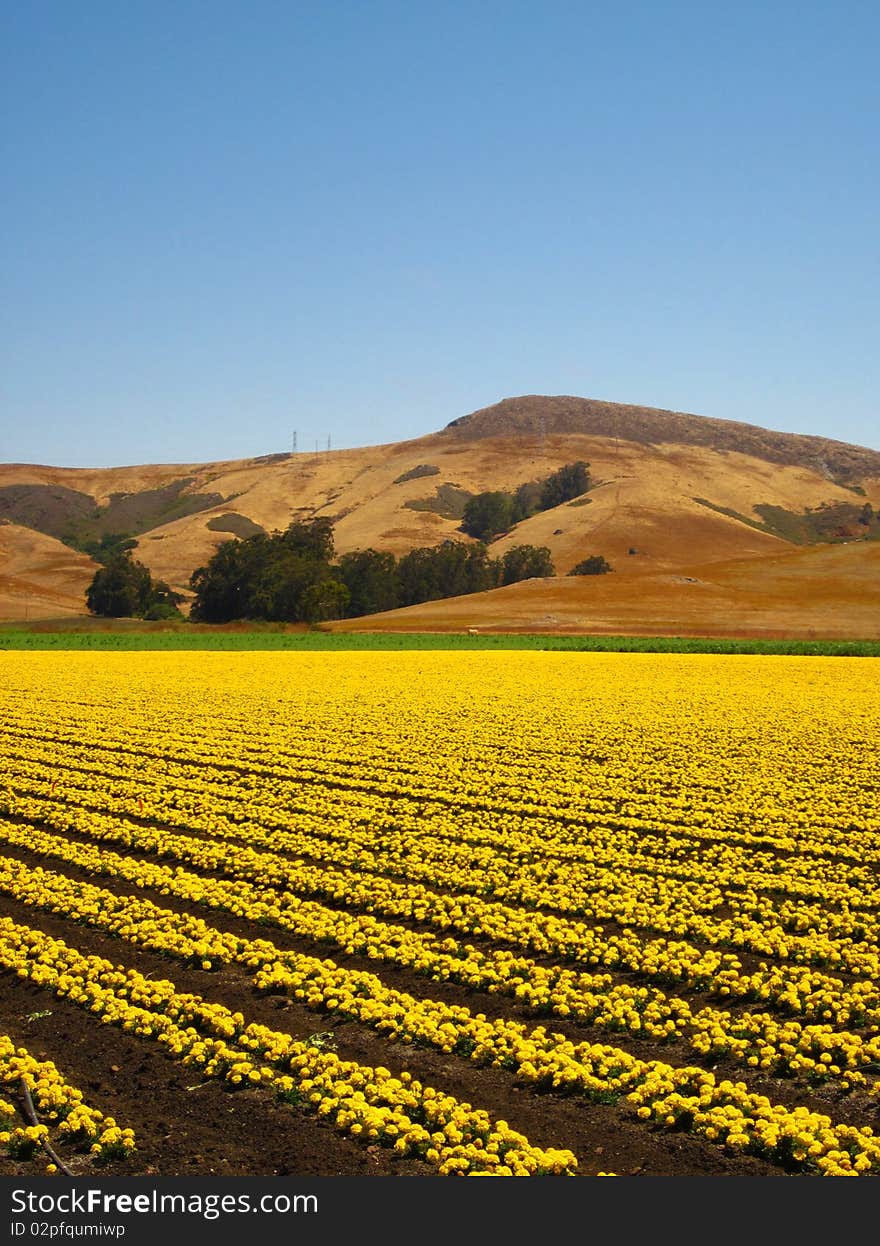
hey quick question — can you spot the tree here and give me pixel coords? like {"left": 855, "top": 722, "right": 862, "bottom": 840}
{"left": 279, "top": 517, "right": 336, "bottom": 562}
{"left": 86, "top": 551, "right": 182, "bottom": 618}
{"left": 252, "top": 551, "right": 317, "bottom": 622}
{"left": 539, "top": 461, "right": 591, "bottom": 510}
{"left": 433, "top": 540, "right": 499, "bottom": 598}
{"left": 511, "top": 481, "right": 543, "bottom": 523}
{"left": 460, "top": 491, "right": 515, "bottom": 542}
{"left": 189, "top": 537, "right": 263, "bottom": 622}
{"left": 299, "top": 578, "right": 350, "bottom": 623}
{"left": 81, "top": 532, "right": 137, "bottom": 564}
{"left": 568, "top": 555, "right": 612, "bottom": 576}
{"left": 141, "top": 579, "right": 184, "bottom": 620}
{"left": 189, "top": 518, "right": 339, "bottom": 623}
{"left": 189, "top": 518, "right": 555, "bottom": 624}
{"left": 396, "top": 540, "right": 499, "bottom": 606}
{"left": 337, "top": 549, "right": 399, "bottom": 618}
{"left": 459, "top": 463, "right": 591, "bottom": 540}
{"left": 500, "top": 545, "right": 554, "bottom": 585}
{"left": 396, "top": 545, "right": 448, "bottom": 607}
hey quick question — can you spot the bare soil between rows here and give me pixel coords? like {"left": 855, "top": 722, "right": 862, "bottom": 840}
{"left": 0, "top": 879, "right": 830, "bottom": 1180}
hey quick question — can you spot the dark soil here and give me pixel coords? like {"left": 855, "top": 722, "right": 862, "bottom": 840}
{"left": 0, "top": 884, "right": 793, "bottom": 1180}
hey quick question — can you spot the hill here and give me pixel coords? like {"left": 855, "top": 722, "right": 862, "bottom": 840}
{"left": 441, "top": 395, "right": 880, "bottom": 484}
{"left": 327, "top": 540, "right": 880, "bottom": 641}
{"left": 1, "top": 395, "right": 878, "bottom": 636}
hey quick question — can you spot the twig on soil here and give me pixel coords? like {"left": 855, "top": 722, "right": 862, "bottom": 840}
{"left": 19, "top": 1077, "right": 75, "bottom": 1176}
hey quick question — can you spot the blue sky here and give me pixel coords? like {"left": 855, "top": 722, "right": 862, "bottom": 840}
{"left": 3, "top": 1, "right": 878, "bottom": 467}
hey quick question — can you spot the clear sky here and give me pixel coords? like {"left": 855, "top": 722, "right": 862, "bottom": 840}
{"left": 3, "top": 1, "right": 878, "bottom": 467}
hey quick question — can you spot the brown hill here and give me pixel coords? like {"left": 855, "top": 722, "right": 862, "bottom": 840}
{"left": 442, "top": 395, "right": 880, "bottom": 486}
{"left": 327, "top": 540, "right": 880, "bottom": 641}
{"left": 0, "top": 522, "right": 97, "bottom": 620}
{"left": 1, "top": 395, "right": 878, "bottom": 635}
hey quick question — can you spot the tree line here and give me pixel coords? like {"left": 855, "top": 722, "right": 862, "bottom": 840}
{"left": 187, "top": 519, "right": 558, "bottom": 623}
{"left": 84, "top": 519, "right": 562, "bottom": 623}
{"left": 461, "top": 461, "right": 591, "bottom": 542}
{"left": 85, "top": 557, "right": 184, "bottom": 620}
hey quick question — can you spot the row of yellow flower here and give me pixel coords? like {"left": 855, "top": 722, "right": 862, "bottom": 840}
{"left": 2, "top": 666, "right": 876, "bottom": 877}
{"left": 3, "top": 793, "right": 879, "bottom": 1049}
{"left": 3, "top": 819, "right": 879, "bottom": 1097}
{"left": 4, "top": 740, "right": 878, "bottom": 943}
{"left": 3, "top": 738, "right": 878, "bottom": 985}
{"left": 0, "top": 1033, "right": 135, "bottom": 1165}
{"left": 2, "top": 649, "right": 878, "bottom": 1179}
{"left": 0, "top": 915, "right": 576, "bottom": 1177}
{"left": 4, "top": 662, "right": 877, "bottom": 852}
{"left": 3, "top": 697, "right": 878, "bottom": 909}
{"left": 1, "top": 851, "right": 879, "bottom": 1174}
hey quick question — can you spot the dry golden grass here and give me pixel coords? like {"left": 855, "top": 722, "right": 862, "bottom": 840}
{"left": 0, "top": 523, "right": 96, "bottom": 621}
{"left": 329, "top": 540, "right": 880, "bottom": 641}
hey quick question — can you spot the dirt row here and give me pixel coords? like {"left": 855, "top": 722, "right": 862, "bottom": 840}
{"left": 1, "top": 832, "right": 874, "bottom": 1123}
{"left": 0, "top": 883, "right": 818, "bottom": 1179}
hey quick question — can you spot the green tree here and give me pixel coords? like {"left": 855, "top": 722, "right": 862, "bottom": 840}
{"left": 396, "top": 545, "right": 447, "bottom": 607}
{"left": 337, "top": 549, "right": 399, "bottom": 617}
{"left": 568, "top": 554, "right": 612, "bottom": 576}
{"left": 396, "top": 540, "right": 497, "bottom": 606}
{"left": 140, "top": 578, "right": 184, "bottom": 620}
{"left": 539, "top": 461, "right": 591, "bottom": 510}
{"left": 280, "top": 517, "right": 336, "bottom": 562}
{"left": 81, "top": 532, "right": 137, "bottom": 565}
{"left": 190, "top": 518, "right": 546, "bottom": 623}
{"left": 86, "top": 551, "right": 182, "bottom": 618}
{"left": 434, "top": 540, "right": 499, "bottom": 597}
{"left": 460, "top": 491, "right": 515, "bottom": 542}
{"left": 300, "top": 578, "right": 350, "bottom": 623}
{"left": 511, "top": 481, "right": 543, "bottom": 523}
{"left": 189, "top": 537, "right": 264, "bottom": 622}
{"left": 189, "top": 518, "right": 338, "bottom": 623}
{"left": 251, "top": 551, "right": 313, "bottom": 621}
{"left": 501, "top": 544, "right": 554, "bottom": 585}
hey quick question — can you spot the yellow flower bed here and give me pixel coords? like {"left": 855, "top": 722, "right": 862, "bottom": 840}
{"left": 0, "top": 1034, "right": 135, "bottom": 1165}
{"left": 1, "top": 648, "right": 879, "bottom": 1175}
{"left": 0, "top": 916, "right": 576, "bottom": 1177}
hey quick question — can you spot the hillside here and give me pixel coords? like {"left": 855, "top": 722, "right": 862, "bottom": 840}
{"left": 1, "top": 395, "right": 878, "bottom": 635}
{"left": 441, "top": 395, "right": 880, "bottom": 485}
{"left": 327, "top": 541, "right": 880, "bottom": 641}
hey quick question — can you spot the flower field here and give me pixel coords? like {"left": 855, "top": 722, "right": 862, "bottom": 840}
{"left": 1, "top": 649, "right": 878, "bottom": 1178}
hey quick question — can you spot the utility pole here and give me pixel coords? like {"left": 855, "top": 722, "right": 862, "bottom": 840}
{"left": 292, "top": 430, "right": 297, "bottom": 454}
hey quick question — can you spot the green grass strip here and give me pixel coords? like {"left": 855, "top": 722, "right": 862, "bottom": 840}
{"left": 0, "top": 627, "right": 878, "bottom": 656}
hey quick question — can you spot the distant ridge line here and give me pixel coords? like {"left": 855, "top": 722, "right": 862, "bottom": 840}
{"left": 441, "top": 395, "right": 880, "bottom": 486}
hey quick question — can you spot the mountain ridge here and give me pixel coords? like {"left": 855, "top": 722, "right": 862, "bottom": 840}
{"left": 441, "top": 395, "right": 880, "bottom": 485}
{"left": 1, "top": 394, "right": 878, "bottom": 633}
